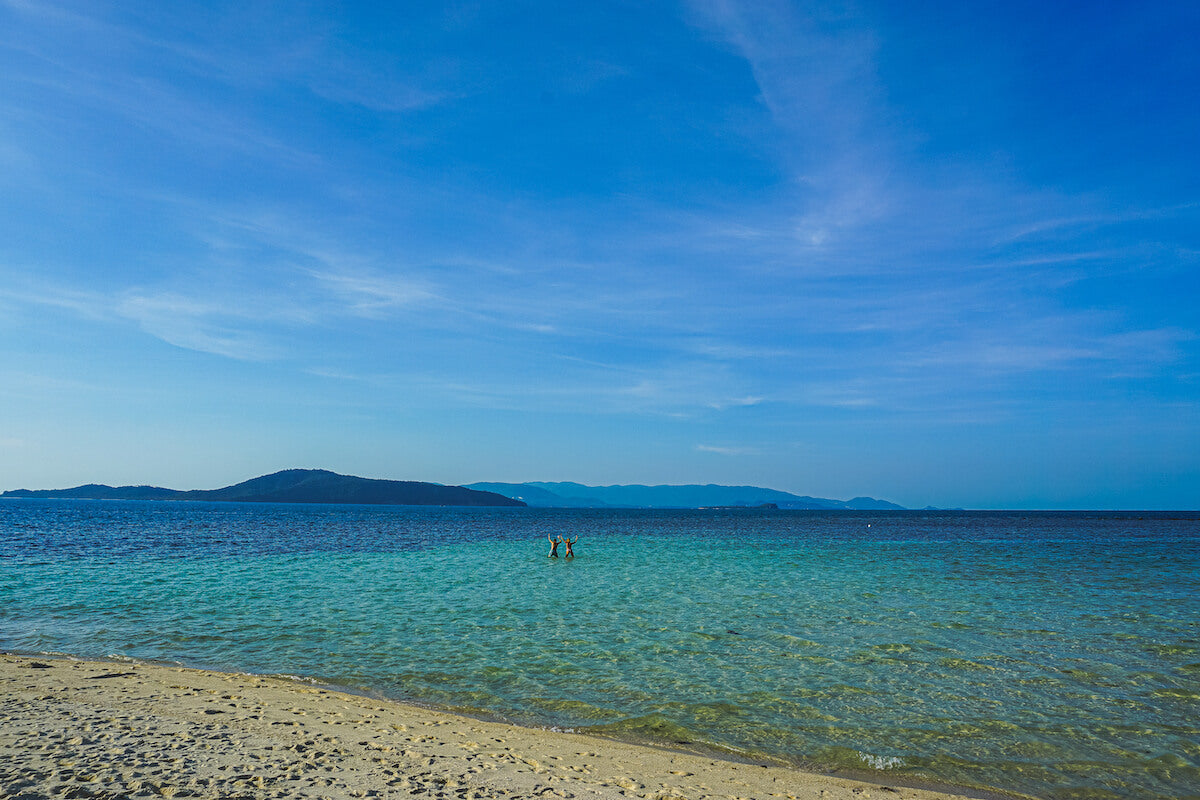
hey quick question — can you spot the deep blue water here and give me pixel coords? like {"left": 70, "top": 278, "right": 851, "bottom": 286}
{"left": 2, "top": 500, "right": 1198, "bottom": 799}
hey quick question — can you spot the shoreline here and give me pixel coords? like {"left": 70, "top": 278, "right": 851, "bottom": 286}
{"left": 0, "top": 652, "right": 1013, "bottom": 800}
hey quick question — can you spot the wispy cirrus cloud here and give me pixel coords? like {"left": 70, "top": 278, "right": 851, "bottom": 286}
{"left": 115, "top": 291, "right": 283, "bottom": 361}
{"left": 696, "top": 443, "right": 761, "bottom": 456}
{"left": 707, "top": 395, "right": 764, "bottom": 411}
{"left": 3, "top": 268, "right": 298, "bottom": 361}
{"left": 304, "top": 268, "right": 435, "bottom": 318}
{"left": 904, "top": 326, "right": 1195, "bottom": 374}
{"left": 684, "top": 0, "right": 891, "bottom": 242}
{"left": 800, "top": 380, "right": 881, "bottom": 409}
{"left": 0, "top": 369, "right": 101, "bottom": 398}
{"left": 306, "top": 60, "right": 452, "bottom": 113}
{"left": 0, "top": 0, "right": 450, "bottom": 181}
{"left": 1, "top": 280, "right": 111, "bottom": 321}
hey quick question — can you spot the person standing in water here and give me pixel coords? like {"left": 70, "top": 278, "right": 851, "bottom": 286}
{"left": 563, "top": 535, "right": 578, "bottom": 559}
{"left": 547, "top": 534, "right": 562, "bottom": 557}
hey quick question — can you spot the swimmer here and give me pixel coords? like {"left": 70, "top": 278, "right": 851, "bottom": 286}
{"left": 562, "top": 535, "right": 578, "bottom": 559}
{"left": 547, "top": 533, "right": 562, "bottom": 558}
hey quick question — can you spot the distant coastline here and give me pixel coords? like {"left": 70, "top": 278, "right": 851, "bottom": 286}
{"left": 3, "top": 468, "right": 906, "bottom": 510}
{"left": 1, "top": 469, "right": 524, "bottom": 508}
{"left": 465, "top": 480, "right": 905, "bottom": 510}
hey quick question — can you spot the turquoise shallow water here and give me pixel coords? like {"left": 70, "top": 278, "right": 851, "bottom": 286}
{"left": 2, "top": 501, "right": 1198, "bottom": 799}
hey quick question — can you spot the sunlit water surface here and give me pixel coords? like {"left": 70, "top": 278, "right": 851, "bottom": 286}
{"left": 2, "top": 501, "right": 1197, "bottom": 799}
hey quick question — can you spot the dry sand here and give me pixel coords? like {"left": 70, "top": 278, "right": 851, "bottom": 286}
{"left": 1, "top": 653, "right": 983, "bottom": 800}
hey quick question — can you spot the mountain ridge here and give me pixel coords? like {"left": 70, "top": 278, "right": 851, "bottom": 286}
{"left": 3, "top": 469, "right": 525, "bottom": 507}
{"left": 464, "top": 481, "right": 905, "bottom": 510}
{"left": 3, "top": 470, "right": 905, "bottom": 509}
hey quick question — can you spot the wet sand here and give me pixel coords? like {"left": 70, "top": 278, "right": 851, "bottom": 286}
{"left": 1, "top": 653, "right": 981, "bottom": 800}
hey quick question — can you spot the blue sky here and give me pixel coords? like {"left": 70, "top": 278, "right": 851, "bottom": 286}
{"left": 2, "top": 0, "right": 1197, "bottom": 509}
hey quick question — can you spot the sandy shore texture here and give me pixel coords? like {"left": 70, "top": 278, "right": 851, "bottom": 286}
{"left": 2, "top": 653, "right": 984, "bottom": 800}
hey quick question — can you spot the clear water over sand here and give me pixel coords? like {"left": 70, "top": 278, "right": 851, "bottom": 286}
{"left": 2, "top": 500, "right": 1197, "bottom": 799}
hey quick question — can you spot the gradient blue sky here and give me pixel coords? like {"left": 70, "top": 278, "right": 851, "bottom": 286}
{"left": 2, "top": 1, "right": 1198, "bottom": 509}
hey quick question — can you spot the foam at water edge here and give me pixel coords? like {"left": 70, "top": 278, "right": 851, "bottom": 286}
{"left": 859, "top": 752, "right": 904, "bottom": 770}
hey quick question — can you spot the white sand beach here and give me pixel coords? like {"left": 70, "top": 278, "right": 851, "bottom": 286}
{"left": 0, "top": 653, "right": 984, "bottom": 800}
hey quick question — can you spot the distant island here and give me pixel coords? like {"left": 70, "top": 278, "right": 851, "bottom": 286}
{"left": 3, "top": 470, "right": 906, "bottom": 510}
{"left": 463, "top": 482, "right": 904, "bottom": 510}
{"left": 2, "top": 469, "right": 525, "bottom": 507}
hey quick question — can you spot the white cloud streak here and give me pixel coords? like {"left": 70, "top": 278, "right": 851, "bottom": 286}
{"left": 115, "top": 291, "right": 282, "bottom": 361}
{"left": 305, "top": 269, "right": 434, "bottom": 318}
{"left": 685, "top": 0, "right": 891, "bottom": 242}
{"left": 696, "top": 444, "right": 761, "bottom": 455}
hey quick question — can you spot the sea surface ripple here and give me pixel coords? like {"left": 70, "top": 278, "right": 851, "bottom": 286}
{"left": 2, "top": 500, "right": 1198, "bottom": 799}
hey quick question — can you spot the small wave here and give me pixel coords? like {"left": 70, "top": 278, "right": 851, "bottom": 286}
{"left": 525, "top": 697, "right": 624, "bottom": 722}
{"left": 101, "top": 653, "right": 185, "bottom": 668}
{"left": 858, "top": 751, "right": 904, "bottom": 770}
{"left": 585, "top": 713, "right": 701, "bottom": 748}
{"left": 265, "top": 672, "right": 324, "bottom": 685}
